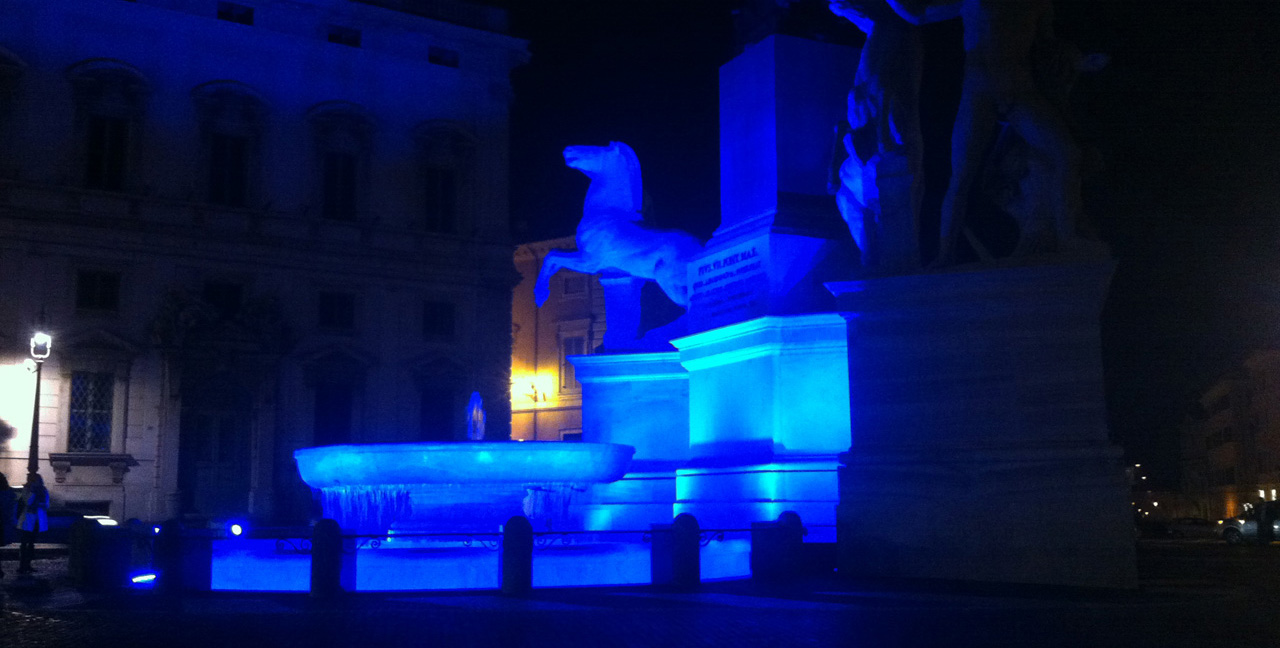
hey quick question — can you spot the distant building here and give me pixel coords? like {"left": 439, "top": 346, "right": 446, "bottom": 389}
{"left": 1181, "top": 350, "right": 1280, "bottom": 519}
{"left": 510, "top": 237, "right": 605, "bottom": 441}
{"left": 0, "top": 0, "right": 527, "bottom": 525}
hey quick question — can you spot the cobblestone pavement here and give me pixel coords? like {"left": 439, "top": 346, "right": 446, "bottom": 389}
{"left": 4, "top": 542, "right": 1280, "bottom": 648}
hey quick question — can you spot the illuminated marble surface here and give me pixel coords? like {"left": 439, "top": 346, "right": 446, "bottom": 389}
{"left": 295, "top": 442, "right": 636, "bottom": 533}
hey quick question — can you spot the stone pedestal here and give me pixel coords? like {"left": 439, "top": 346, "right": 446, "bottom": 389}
{"left": 572, "top": 352, "right": 689, "bottom": 530}
{"left": 688, "top": 35, "right": 859, "bottom": 334}
{"left": 827, "top": 260, "right": 1136, "bottom": 588}
{"left": 670, "top": 314, "right": 849, "bottom": 538}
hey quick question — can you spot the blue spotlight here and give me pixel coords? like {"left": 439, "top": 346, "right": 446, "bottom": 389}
{"left": 130, "top": 572, "right": 157, "bottom": 588}
{"left": 227, "top": 521, "right": 247, "bottom": 538}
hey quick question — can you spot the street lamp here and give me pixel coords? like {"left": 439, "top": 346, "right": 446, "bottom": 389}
{"left": 28, "top": 331, "right": 50, "bottom": 480}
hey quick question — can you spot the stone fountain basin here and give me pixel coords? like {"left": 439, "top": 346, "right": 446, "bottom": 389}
{"left": 295, "top": 442, "right": 637, "bottom": 533}
{"left": 294, "top": 441, "right": 635, "bottom": 488}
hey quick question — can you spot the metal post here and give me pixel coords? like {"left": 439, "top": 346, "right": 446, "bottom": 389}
{"left": 27, "top": 359, "right": 42, "bottom": 479}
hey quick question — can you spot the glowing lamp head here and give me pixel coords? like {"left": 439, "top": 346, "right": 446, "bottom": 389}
{"left": 30, "top": 332, "right": 51, "bottom": 360}
{"left": 228, "top": 522, "right": 245, "bottom": 537}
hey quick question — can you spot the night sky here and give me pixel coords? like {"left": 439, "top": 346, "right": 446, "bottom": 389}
{"left": 482, "top": 0, "right": 1280, "bottom": 487}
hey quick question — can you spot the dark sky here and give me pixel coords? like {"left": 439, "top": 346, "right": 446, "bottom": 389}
{"left": 482, "top": 0, "right": 1280, "bottom": 487}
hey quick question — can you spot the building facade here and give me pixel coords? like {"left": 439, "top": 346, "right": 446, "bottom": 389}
{"left": 1181, "top": 350, "right": 1280, "bottom": 519}
{"left": 0, "top": 0, "right": 526, "bottom": 525}
{"left": 510, "top": 237, "right": 605, "bottom": 442}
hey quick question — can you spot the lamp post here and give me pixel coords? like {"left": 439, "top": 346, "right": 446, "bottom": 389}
{"left": 28, "top": 331, "right": 51, "bottom": 480}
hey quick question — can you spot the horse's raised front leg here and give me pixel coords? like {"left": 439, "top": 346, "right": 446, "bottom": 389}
{"left": 534, "top": 250, "right": 602, "bottom": 307}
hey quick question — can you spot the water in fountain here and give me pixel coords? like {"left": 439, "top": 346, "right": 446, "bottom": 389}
{"left": 466, "top": 391, "right": 485, "bottom": 441}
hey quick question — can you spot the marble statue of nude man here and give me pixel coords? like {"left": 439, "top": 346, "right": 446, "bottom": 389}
{"left": 887, "top": 0, "right": 1083, "bottom": 266}
{"left": 828, "top": 0, "right": 954, "bottom": 271}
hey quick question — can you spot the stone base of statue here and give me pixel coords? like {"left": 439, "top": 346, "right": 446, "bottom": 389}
{"left": 670, "top": 313, "right": 850, "bottom": 541}
{"left": 827, "top": 258, "right": 1136, "bottom": 588}
{"left": 572, "top": 352, "right": 689, "bottom": 530}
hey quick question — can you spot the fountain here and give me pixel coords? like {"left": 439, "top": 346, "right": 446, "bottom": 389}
{"left": 294, "top": 440, "right": 635, "bottom": 534}
{"left": 295, "top": 390, "right": 634, "bottom": 534}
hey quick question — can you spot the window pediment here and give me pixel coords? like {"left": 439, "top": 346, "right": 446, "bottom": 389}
{"left": 66, "top": 59, "right": 149, "bottom": 117}
{"left": 192, "top": 80, "right": 267, "bottom": 135}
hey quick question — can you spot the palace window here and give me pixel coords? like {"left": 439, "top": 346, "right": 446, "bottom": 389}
{"left": 560, "top": 335, "right": 586, "bottom": 391}
{"left": 422, "top": 166, "right": 457, "bottom": 233}
{"left": 318, "top": 291, "right": 356, "bottom": 333}
{"left": 322, "top": 150, "right": 358, "bottom": 220}
{"left": 69, "top": 372, "right": 114, "bottom": 452}
{"left": 428, "top": 47, "right": 459, "bottom": 68}
{"left": 75, "top": 270, "right": 121, "bottom": 312}
{"left": 193, "top": 81, "right": 265, "bottom": 208}
{"left": 313, "top": 380, "right": 354, "bottom": 446}
{"left": 85, "top": 115, "right": 130, "bottom": 191}
{"left": 309, "top": 103, "right": 371, "bottom": 222}
{"left": 423, "top": 300, "right": 456, "bottom": 339}
{"left": 68, "top": 60, "right": 149, "bottom": 193}
{"left": 327, "top": 26, "right": 361, "bottom": 47}
{"left": 202, "top": 281, "right": 244, "bottom": 319}
{"left": 563, "top": 275, "right": 586, "bottom": 297}
{"left": 209, "top": 133, "right": 249, "bottom": 206}
{"left": 217, "top": 2, "right": 254, "bottom": 25}
{"left": 415, "top": 123, "right": 474, "bottom": 233}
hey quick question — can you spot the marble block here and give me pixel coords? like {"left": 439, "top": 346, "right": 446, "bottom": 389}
{"left": 827, "top": 259, "right": 1136, "bottom": 588}
{"left": 572, "top": 352, "right": 690, "bottom": 530}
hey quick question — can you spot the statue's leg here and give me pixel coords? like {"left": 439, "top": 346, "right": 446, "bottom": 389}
{"left": 935, "top": 75, "right": 1000, "bottom": 267}
{"left": 1004, "top": 88, "right": 1082, "bottom": 248}
{"left": 533, "top": 252, "right": 564, "bottom": 307}
{"left": 536, "top": 250, "right": 608, "bottom": 306}
{"left": 652, "top": 238, "right": 699, "bottom": 309}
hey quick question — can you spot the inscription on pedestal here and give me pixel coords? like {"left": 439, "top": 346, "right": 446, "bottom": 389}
{"left": 689, "top": 240, "right": 767, "bottom": 330}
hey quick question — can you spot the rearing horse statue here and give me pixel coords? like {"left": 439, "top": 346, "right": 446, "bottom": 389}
{"left": 534, "top": 141, "right": 702, "bottom": 308}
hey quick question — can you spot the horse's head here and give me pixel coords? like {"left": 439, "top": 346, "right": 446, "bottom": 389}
{"left": 564, "top": 141, "right": 643, "bottom": 213}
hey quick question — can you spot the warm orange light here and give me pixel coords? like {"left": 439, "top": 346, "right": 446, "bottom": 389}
{"left": 510, "top": 373, "right": 556, "bottom": 405}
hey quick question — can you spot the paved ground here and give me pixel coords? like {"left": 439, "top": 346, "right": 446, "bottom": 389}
{"left": 3, "top": 540, "right": 1278, "bottom": 647}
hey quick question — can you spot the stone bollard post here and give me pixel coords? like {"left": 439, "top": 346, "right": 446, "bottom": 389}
{"left": 751, "top": 511, "right": 805, "bottom": 582}
{"left": 651, "top": 513, "right": 700, "bottom": 589}
{"left": 67, "top": 518, "right": 96, "bottom": 587}
{"left": 500, "top": 515, "right": 533, "bottom": 596}
{"left": 310, "top": 519, "right": 355, "bottom": 598}
{"left": 154, "top": 520, "right": 185, "bottom": 596}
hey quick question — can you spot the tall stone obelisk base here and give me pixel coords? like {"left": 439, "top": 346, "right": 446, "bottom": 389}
{"left": 828, "top": 259, "right": 1137, "bottom": 588}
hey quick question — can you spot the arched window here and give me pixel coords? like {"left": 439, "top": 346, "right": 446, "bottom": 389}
{"left": 192, "top": 81, "right": 267, "bottom": 208}
{"left": 410, "top": 357, "right": 467, "bottom": 442}
{"left": 66, "top": 59, "right": 149, "bottom": 192}
{"left": 308, "top": 102, "right": 373, "bottom": 222}
{"left": 415, "top": 121, "right": 475, "bottom": 234}
{"left": 301, "top": 346, "right": 370, "bottom": 446}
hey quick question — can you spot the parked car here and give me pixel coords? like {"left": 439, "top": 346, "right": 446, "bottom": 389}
{"left": 1167, "top": 517, "right": 1216, "bottom": 539}
{"left": 1216, "top": 503, "right": 1280, "bottom": 544}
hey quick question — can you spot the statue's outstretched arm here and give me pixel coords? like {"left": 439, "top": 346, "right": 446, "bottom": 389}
{"left": 884, "top": 0, "right": 960, "bottom": 25}
{"left": 829, "top": 1, "right": 875, "bottom": 33}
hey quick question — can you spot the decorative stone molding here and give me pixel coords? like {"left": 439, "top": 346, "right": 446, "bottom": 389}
{"left": 49, "top": 452, "right": 138, "bottom": 484}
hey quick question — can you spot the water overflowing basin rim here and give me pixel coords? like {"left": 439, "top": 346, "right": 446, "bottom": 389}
{"left": 294, "top": 442, "right": 636, "bottom": 488}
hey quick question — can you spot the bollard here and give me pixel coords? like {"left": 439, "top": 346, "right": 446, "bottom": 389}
{"left": 154, "top": 520, "right": 185, "bottom": 596}
{"left": 751, "top": 511, "right": 804, "bottom": 582}
{"left": 182, "top": 527, "right": 213, "bottom": 592}
{"left": 67, "top": 518, "right": 96, "bottom": 587}
{"left": 310, "top": 518, "right": 355, "bottom": 598}
{"left": 651, "top": 513, "right": 700, "bottom": 589}
{"left": 500, "top": 515, "right": 533, "bottom": 596}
